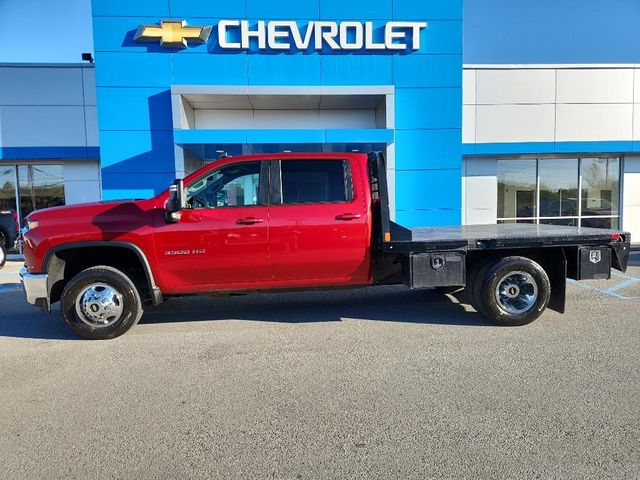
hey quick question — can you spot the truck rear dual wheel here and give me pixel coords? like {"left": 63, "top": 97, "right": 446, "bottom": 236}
{"left": 61, "top": 266, "right": 143, "bottom": 340}
{"left": 472, "top": 256, "right": 550, "bottom": 326}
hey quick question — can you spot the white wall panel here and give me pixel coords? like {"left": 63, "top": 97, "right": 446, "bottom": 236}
{"left": 85, "top": 106, "right": 99, "bottom": 146}
{"left": 64, "top": 160, "right": 101, "bottom": 205}
{"left": 621, "top": 156, "right": 640, "bottom": 243}
{"left": 462, "top": 105, "right": 476, "bottom": 143}
{"left": 633, "top": 104, "right": 640, "bottom": 141}
{"left": 194, "top": 109, "right": 253, "bottom": 129}
{"left": 194, "top": 108, "right": 377, "bottom": 130}
{"left": 82, "top": 68, "right": 97, "bottom": 106}
{"left": 556, "top": 69, "right": 634, "bottom": 104}
{"left": 476, "top": 69, "right": 555, "bottom": 105}
{"left": 0, "top": 106, "right": 87, "bottom": 147}
{"left": 622, "top": 155, "right": 640, "bottom": 242}
{"left": 63, "top": 160, "right": 101, "bottom": 182}
{"left": 0, "top": 67, "right": 83, "bottom": 106}
{"left": 476, "top": 104, "right": 555, "bottom": 143}
{"left": 462, "top": 69, "right": 476, "bottom": 105}
{"left": 634, "top": 69, "right": 640, "bottom": 102}
{"left": 318, "top": 110, "right": 376, "bottom": 128}
{"left": 464, "top": 158, "right": 497, "bottom": 225}
{"left": 556, "top": 104, "right": 633, "bottom": 142}
{"left": 64, "top": 180, "right": 101, "bottom": 205}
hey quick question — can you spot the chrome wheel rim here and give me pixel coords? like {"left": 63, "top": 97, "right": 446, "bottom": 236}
{"left": 495, "top": 271, "right": 538, "bottom": 315}
{"left": 75, "top": 283, "right": 124, "bottom": 327}
{"left": 0, "top": 247, "right": 5, "bottom": 266}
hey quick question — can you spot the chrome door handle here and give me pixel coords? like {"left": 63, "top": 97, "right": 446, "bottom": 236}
{"left": 236, "top": 217, "right": 264, "bottom": 225}
{"left": 335, "top": 213, "right": 362, "bottom": 221}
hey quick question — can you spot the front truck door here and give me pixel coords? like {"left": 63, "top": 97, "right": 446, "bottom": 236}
{"left": 153, "top": 160, "right": 271, "bottom": 291}
{"left": 268, "top": 157, "right": 371, "bottom": 286}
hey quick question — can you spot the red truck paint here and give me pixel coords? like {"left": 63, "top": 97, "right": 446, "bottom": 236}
{"left": 23, "top": 153, "right": 373, "bottom": 295}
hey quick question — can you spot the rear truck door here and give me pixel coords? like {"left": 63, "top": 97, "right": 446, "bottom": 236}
{"left": 267, "top": 156, "right": 371, "bottom": 285}
{"left": 153, "top": 160, "right": 271, "bottom": 291}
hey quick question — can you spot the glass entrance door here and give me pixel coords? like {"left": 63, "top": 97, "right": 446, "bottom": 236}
{"left": 0, "top": 163, "right": 65, "bottom": 252}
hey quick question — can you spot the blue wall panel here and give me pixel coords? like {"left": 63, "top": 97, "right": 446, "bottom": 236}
{"left": 321, "top": 55, "right": 392, "bottom": 85}
{"left": 395, "top": 169, "right": 462, "bottom": 211}
{"left": 170, "top": 0, "right": 246, "bottom": 18}
{"left": 172, "top": 54, "right": 249, "bottom": 85}
{"left": 414, "top": 21, "right": 462, "bottom": 55}
{"left": 93, "top": 0, "right": 464, "bottom": 219}
{"left": 245, "top": 0, "right": 320, "bottom": 20}
{"left": 320, "top": 0, "right": 391, "bottom": 20}
{"left": 92, "top": 0, "right": 169, "bottom": 17}
{"left": 94, "top": 53, "right": 172, "bottom": 87}
{"left": 248, "top": 54, "right": 322, "bottom": 85}
{"left": 100, "top": 130, "right": 175, "bottom": 172}
{"left": 395, "top": 88, "right": 462, "bottom": 129}
{"left": 97, "top": 88, "right": 173, "bottom": 131}
{"left": 393, "top": 55, "right": 461, "bottom": 88}
{"left": 395, "top": 129, "right": 461, "bottom": 170}
{"left": 395, "top": 209, "right": 461, "bottom": 227}
{"left": 394, "top": 0, "right": 462, "bottom": 20}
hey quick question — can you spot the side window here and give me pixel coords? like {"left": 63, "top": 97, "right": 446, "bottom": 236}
{"left": 186, "top": 161, "right": 261, "bottom": 209}
{"left": 281, "top": 160, "right": 352, "bottom": 204}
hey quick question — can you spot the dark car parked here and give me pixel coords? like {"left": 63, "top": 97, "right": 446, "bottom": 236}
{"left": 0, "top": 210, "right": 19, "bottom": 269}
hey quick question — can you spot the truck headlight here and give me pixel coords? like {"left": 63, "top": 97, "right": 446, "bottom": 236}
{"left": 25, "top": 220, "right": 38, "bottom": 232}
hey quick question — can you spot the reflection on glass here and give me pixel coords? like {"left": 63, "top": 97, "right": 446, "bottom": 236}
{"left": 18, "top": 165, "right": 65, "bottom": 222}
{"left": 540, "top": 218, "right": 578, "bottom": 227}
{"left": 498, "top": 219, "right": 535, "bottom": 224}
{"left": 0, "top": 166, "right": 17, "bottom": 213}
{"left": 497, "top": 160, "right": 536, "bottom": 219}
{"left": 581, "top": 158, "right": 619, "bottom": 217}
{"left": 581, "top": 217, "right": 619, "bottom": 229}
{"left": 539, "top": 159, "right": 578, "bottom": 217}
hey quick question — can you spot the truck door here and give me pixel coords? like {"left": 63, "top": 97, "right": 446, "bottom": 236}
{"left": 153, "top": 160, "right": 271, "bottom": 290}
{"left": 268, "top": 157, "right": 371, "bottom": 285}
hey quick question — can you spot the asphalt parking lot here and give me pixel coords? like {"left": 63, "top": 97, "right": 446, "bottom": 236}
{"left": 1, "top": 253, "right": 639, "bottom": 479}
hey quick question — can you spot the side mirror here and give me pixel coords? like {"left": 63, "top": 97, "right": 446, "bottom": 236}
{"left": 165, "top": 179, "right": 186, "bottom": 223}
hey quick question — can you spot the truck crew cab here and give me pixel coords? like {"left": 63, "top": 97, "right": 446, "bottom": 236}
{"left": 20, "top": 152, "right": 631, "bottom": 339}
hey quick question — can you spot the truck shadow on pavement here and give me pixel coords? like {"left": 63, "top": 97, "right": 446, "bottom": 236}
{"left": 0, "top": 286, "right": 491, "bottom": 340}
{"left": 139, "top": 286, "right": 492, "bottom": 329}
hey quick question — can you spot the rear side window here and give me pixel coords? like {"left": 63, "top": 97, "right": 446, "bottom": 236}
{"left": 281, "top": 160, "right": 352, "bottom": 204}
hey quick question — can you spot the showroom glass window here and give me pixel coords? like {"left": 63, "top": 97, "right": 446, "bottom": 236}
{"left": 497, "top": 157, "right": 621, "bottom": 228}
{"left": 18, "top": 165, "right": 65, "bottom": 219}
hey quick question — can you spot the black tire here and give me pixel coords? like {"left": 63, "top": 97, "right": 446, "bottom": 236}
{"left": 61, "top": 266, "right": 143, "bottom": 340}
{"left": 466, "top": 257, "right": 494, "bottom": 315}
{"left": 0, "top": 243, "right": 6, "bottom": 270}
{"left": 474, "top": 256, "right": 550, "bottom": 326}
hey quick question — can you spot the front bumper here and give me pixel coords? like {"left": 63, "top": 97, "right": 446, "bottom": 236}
{"left": 19, "top": 267, "right": 50, "bottom": 312}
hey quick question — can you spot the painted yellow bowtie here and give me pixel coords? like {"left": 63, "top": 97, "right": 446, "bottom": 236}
{"left": 134, "top": 20, "right": 212, "bottom": 48}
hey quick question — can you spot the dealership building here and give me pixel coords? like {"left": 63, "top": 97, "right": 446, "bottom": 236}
{"left": 0, "top": 0, "right": 639, "bottom": 244}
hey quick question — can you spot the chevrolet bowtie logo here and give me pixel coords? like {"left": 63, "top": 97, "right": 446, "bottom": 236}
{"left": 134, "top": 20, "right": 212, "bottom": 47}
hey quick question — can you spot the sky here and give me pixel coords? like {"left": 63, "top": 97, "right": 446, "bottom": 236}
{"left": 0, "top": 0, "right": 93, "bottom": 63}
{"left": 1, "top": 0, "right": 640, "bottom": 64}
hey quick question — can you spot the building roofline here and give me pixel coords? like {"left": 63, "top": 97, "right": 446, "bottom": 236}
{"left": 463, "top": 63, "right": 640, "bottom": 69}
{"left": 0, "top": 62, "right": 94, "bottom": 68}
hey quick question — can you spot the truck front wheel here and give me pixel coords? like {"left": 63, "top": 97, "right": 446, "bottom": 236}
{"left": 474, "top": 256, "right": 550, "bottom": 326}
{"left": 61, "top": 266, "right": 143, "bottom": 340}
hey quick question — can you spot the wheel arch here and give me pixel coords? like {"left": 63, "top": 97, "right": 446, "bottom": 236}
{"left": 43, "top": 241, "right": 163, "bottom": 306}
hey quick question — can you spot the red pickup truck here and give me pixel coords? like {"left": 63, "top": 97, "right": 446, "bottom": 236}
{"left": 20, "top": 152, "right": 631, "bottom": 339}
